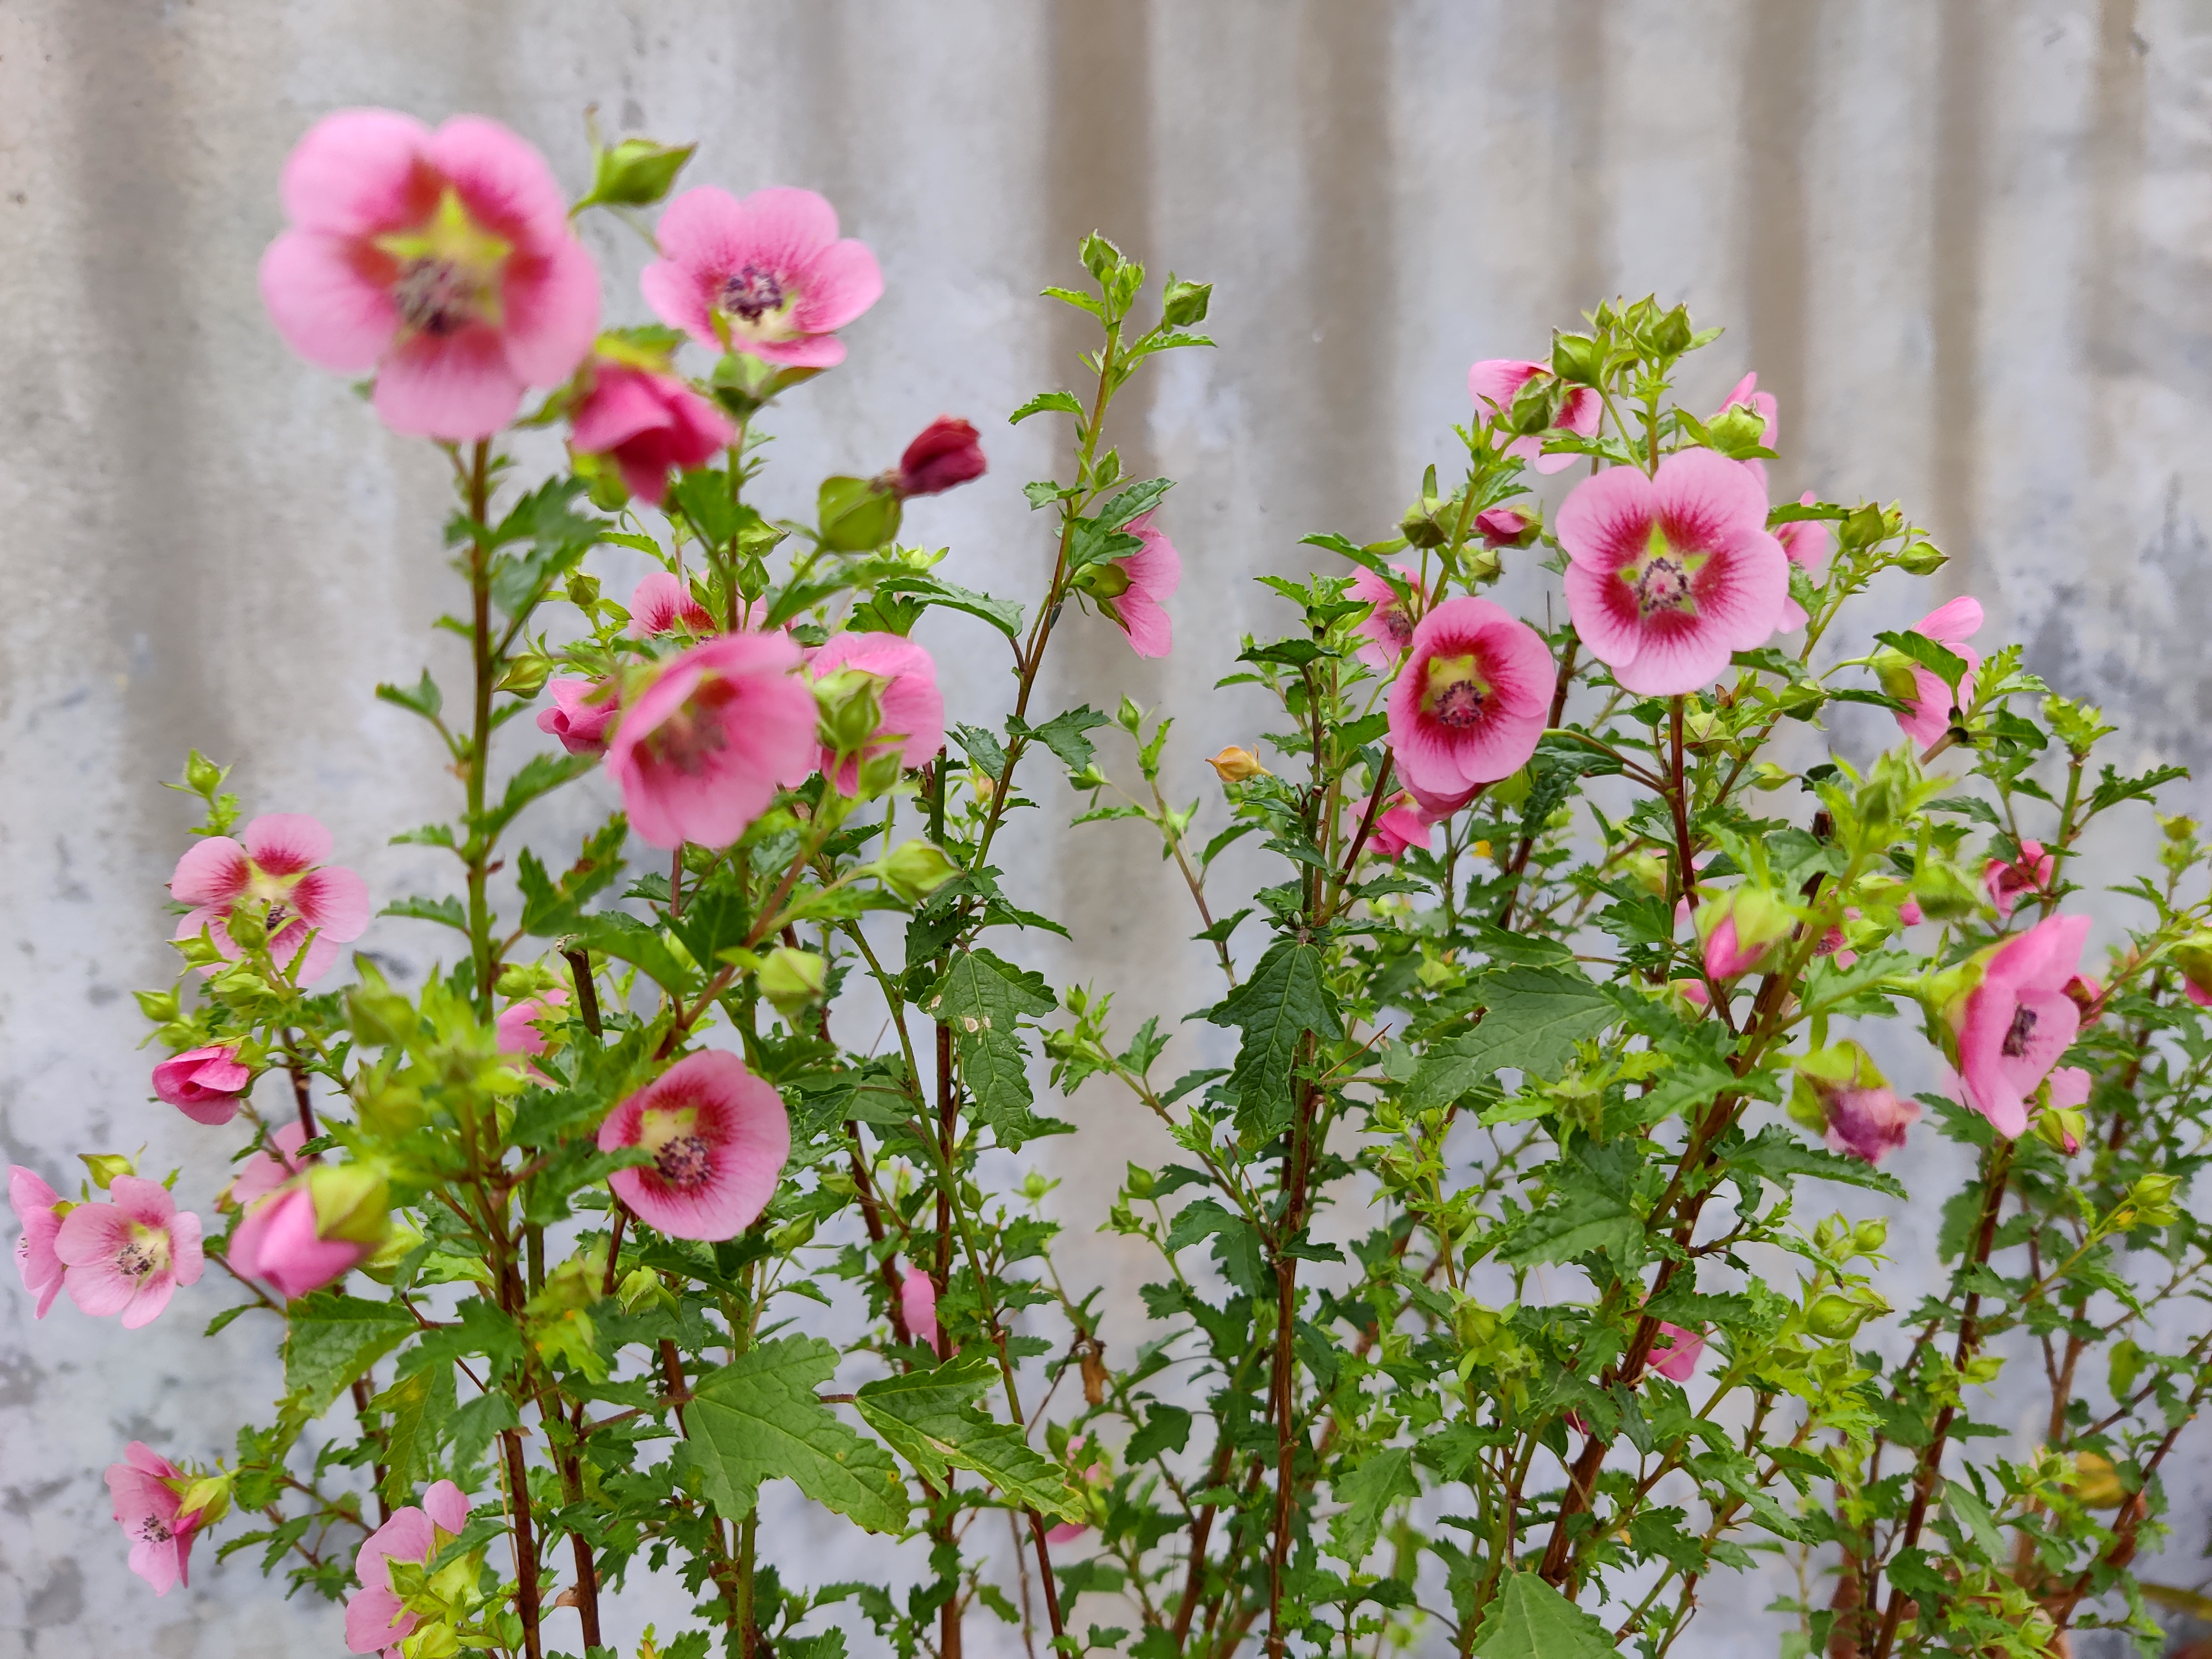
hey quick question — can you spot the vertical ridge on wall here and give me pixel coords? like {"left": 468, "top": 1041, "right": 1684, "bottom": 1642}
{"left": 1930, "top": 0, "right": 1988, "bottom": 583}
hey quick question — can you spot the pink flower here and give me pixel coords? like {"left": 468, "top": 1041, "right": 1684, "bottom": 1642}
{"left": 1469, "top": 359, "right": 1601, "bottom": 474}
{"left": 170, "top": 815, "right": 370, "bottom": 986}
{"left": 346, "top": 1480, "right": 471, "bottom": 1655}
{"left": 1649, "top": 1322, "right": 1705, "bottom": 1383}
{"left": 106, "top": 1443, "right": 204, "bottom": 1595}
{"left": 1402, "top": 775, "right": 1481, "bottom": 822}
{"left": 1898, "top": 898, "right": 1926, "bottom": 927}
{"left": 1370, "top": 797, "right": 1432, "bottom": 860}
{"left": 1825, "top": 1086, "right": 1920, "bottom": 1165}
{"left": 629, "top": 571, "right": 721, "bottom": 639}
{"left": 9, "top": 1165, "right": 66, "bottom": 1318}
{"left": 1774, "top": 492, "right": 1829, "bottom": 629}
{"left": 807, "top": 632, "right": 946, "bottom": 795}
{"left": 260, "top": 111, "right": 598, "bottom": 441}
{"left": 497, "top": 989, "right": 570, "bottom": 1060}
{"left": 152, "top": 1044, "right": 253, "bottom": 1126}
{"left": 598, "top": 1050, "right": 791, "bottom": 1240}
{"left": 1713, "top": 372, "right": 1779, "bottom": 453}
{"left": 1889, "top": 596, "right": 1983, "bottom": 749}
{"left": 225, "top": 1123, "right": 310, "bottom": 1211}
{"left": 570, "top": 359, "right": 734, "bottom": 505}
{"left": 895, "top": 416, "right": 987, "bottom": 498}
{"left": 1385, "top": 596, "right": 1552, "bottom": 797}
{"left": 1558, "top": 450, "right": 1790, "bottom": 697}
{"left": 641, "top": 186, "right": 882, "bottom": 368}
{"left": 900, "top": 1265, "right": 942, "bottom": 1354}
{"left": 1100, "top": 511, "right": 1181, "bottom": 659}
{"left": 1985, "top": 839, "right": 2054, "bottom": 921}
{"left": 604, "top": 633, "right": 817, "bottom": 849}
{"left": 2065, "top": 974, "right": 2106, "bottom": 1026}
{"left": 1350, "top": 565, "right": 1420, "bottom": 671}
{"left": 537, "top": 677, "right": 621, "bottom": 756}
{"left": 55, "top": 1176, "right": 203, "bottom": 1328}
{"left": 1671, "top": 979, "right": 1712, "bottom": 1011}
{"left": 1475, "top": 504, "right": 1540, "bottom": 548}
{"left": 229, "top": 1162, "right": 387, "bottom": 1301}
{"left": 1948, "top": 914, "right": 2090, "bottom": 1139}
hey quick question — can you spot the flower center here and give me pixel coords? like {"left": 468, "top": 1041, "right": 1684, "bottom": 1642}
{"left": 1378, "top": 604, "right": 1413, "bottom": 648}
{"left": 2001, "top": 1003, "right": 2038, "bottom": 1059}
{"left": 372, "top": 188, "right": 509, "bottom": 338}
{"left": 138, "top": 1515, "right": 174, "bottom": 1545}
{"left": 652, "top": 1134, "right": 714, "bottom": 1191}
{"left": 1422, "top": 653, "right": 1488, "bottom": 729}
{"left": 116, "top": 1225, "right": 170, "bottom": 1282}
{"left": 393, "top": 258, "right": 479, "bottom": 335}
{"left": 719, "top": 263, "right": 788, "bottom": 325}
{"left": 645, "top": 678, "right": 738, "bottom": 776}
{"left": 1625, "top": 527, "right": 1704, "bottom": 618}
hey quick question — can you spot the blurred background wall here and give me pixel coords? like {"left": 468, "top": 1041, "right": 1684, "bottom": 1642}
{"left": 6, "top": 2, "right": 2212, "bottom": 1654}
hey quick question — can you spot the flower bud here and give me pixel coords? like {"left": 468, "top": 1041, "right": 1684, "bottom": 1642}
{"left": 1647, "top": 304, "right": 1695, "bottom": 357}
{"left": 1896, "top": 540, "right": 1948, "bottom": 576}
{"left": 348, "top": 982, "right": 420, "bottom": 1048}
{"left": 309, "top": 1163, "right": 391, "bottom": 1249}
{"left": 2034, "top": 1107, "right": 2087, "bottom": 1157}
{"left": 813, "top": 668, "right": 889, "bottom": 759}
{"left": 1705, "top": 403, "right": 1770, "bottom": 457}
{"left": 581, "top": 136, "right": 697, "bottom": 208}
{"left": 1911, "top": 858, "right": 1983, "bottom": 922}
{"left": 894, "top": 416, "right": 987, "bottom": 499}
{"left": 817, "top": 474, "right": 903, "bottom": 552}
{"left": 1851, "top": 1218, "right": 1889, "bottom": 1257}
{"left": 1474, "top": 505, "right": 1540, "bottom": 549}
{"left": 757, "top": 947, "right": 829, "bottom": 1021}
{"left": 2069, "top": 1452, "right": 2127, "bottom": 1508}
{"left": 1161, "top": 275, "right": 1213, "bottom": 327}
{"left": 1696, "top": 886, "right": 1795, "bottom": 980}
{"left": 1623, "top": 851, "right": 1668, "bottom": 896}
{"left": 360, "top": 1218, "right": 425, "bottom": 1284}
{"left": 2124, "top": 1173, "right": 2181, "bottom": 1229}
{"left": 79, "top": 1152, "right": 135, "bottom": 1190}
{"left": 495, "top": 653, "right": 552, "bottom": 697}
{"left": 1206, "top": 745, "right": 1270, "bottom": 784}
{"left": 878, "top": 839, "right": 959, "bottom": 902}
{"left": 2173, "top": 932, "right": 2212, "bottom": 1005}
{"left": 1806, "top": 1294, "right": 1866, "bottom": 1340}
{"left": 1550, "top": 331, "right": 1604, "bottom": 385}
{"left": 1399, "top": 500, "right": 1448, "bottom": 549}
{"left": 133, "top": 988, "right": 181, "bottom": 1024}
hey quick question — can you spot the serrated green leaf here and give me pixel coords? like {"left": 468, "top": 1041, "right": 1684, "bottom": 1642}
{"left": 1010, "top": 390, "right": 1083, "bottom": 425}
{"left": 1502, "top": 1186, "right": 1642, "bottom": 1267}
{"left": 685, "top": 1337, "right": 907, "bottom": 1533}
{"left": 1208, "top": 939, "right": 1340, "bottom": 1141}
{"left": 284, "top": 1292, "right": 416, "bottom": 1418}
{"left": 927, "top": 951, "right": 1060, "bottom": 1149}
{"left": 571, "top": 910, "right": 694, "bottom": 996}
{"left": 854, "top": 1353, "right": 1082, "bottom": 1521}
{"left": 1472, "top": 1571, "right": 1621, "bottom": 1658}
{"left": 381, "top": 894, "right": 469, "bottom": 932}
{"left": 375, "top": 671, "right": 444, "bottom": 721}
{"left": 371, "top": 1362, "right": 453, "bottom": 1504}
{"left": 1875, "top": 629, "right": 1970, "bottom": 693}
{"left": 1014, "top": 706, "right": 1112, "bottom": 774}
{"left": 1407, "top": 967, "right": 1616, "bottom": 1109}
{"left": 476, "top": 752, "right": 600, "bottom": 843}
{"left": 1327, "top": 1446, "right": 1420, "bottom": 1564}
{"left": 1730, "top": 1126, "right": 1907, "bottom": 1197}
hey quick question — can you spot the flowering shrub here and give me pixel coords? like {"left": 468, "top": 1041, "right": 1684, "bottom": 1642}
{"left": 13, "top": 108, "right": 2212, "bottom": 1659}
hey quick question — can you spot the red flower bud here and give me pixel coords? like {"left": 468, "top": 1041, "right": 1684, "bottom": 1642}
{"left": 895, "top": 416, "right": 987, "bottom": 498}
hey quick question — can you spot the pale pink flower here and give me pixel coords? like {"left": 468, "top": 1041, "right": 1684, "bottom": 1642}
{"left": 346, "top": 1480, "right": 472, "bottom": 1655}
{"left": 1891, "top": 596, "right": 1983, "bottom": 749}
{"left": 900, "top": 1265, "right": 942, "bottom": 1355}
{"left": 1469, "top": 359, "right": 1601, "bottom": 474}
{"left": 1386, "top": 596, "right": 1552, "bottom": 797}
{"left": 229, "top": 1184, "right": 375, "bottom": 1301}
{"left": 807, "top": 633, "right": 946, "bottom": 794}
{"left": 152, "top": 1044, "right": 253, "bottom": 1127}
{"left": 598, "top": 1051, "right": 791, "bottom": 1240}
{"left": 1102, "top": 511, "right": 1181, "bottom": 659}
{"left": 571, "top": 359, "right": 734, "bottom": 505}
{"left": 55, "top": 1176, "right": 203, "bottom": 1329}
{"left": 170, "top": 815, "right": 370, "bottom": 985}
{"left": 260, "top": 111, "right": 598, "bottom": 441}
{"left": 1774, "top": 492, "right": 1829, "bottom": 629}
{"left": 1370, "top": 797, "right": 1432, "bottom": 860}
{"left": 629, "top": 571, "right": 720, "bottom": 639}
{"left": 1649, "top": 1322, "right": 1705, "bottom": 1383}
{"left": 537, "top": 677, "right": 621, "bottom": 755}
{"left": 1824, "top": 1087, "right": 1920, "bottom": 1165}
{"left": 641, "top": 186, "right": 882, "bottom": 368}
{"left": 8, "top": 1165, "right": 66, "bottom": 1318}
{"left": 1985, "top": 839, "right": 2054, "bottom": 921}
{"left": 895, "top": 416, "right": 987, "bottom": 498}
{"left": 604, "top": 633, "right": 817, "bottom": 849}
{"left": 224, "top": 1123, "right": 310, "bottom": 1211}
{"left": 1558, "top": 450, "right": 1790, "bottom": 697}
{"left": 1350, "top": 564, "right": 1420, "bottom": 672}
{"left": 496, "top": 989, "right": 570, "bottom": 1060}
{"left": 1947, "top": 914, "right": 2090, "bottom": 1139}
{"left": 106, "top": 1443, "right": 204, "bottom": 1596}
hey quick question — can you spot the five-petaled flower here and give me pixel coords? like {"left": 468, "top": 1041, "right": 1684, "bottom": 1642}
{"left": 170, "top": 815, "right": 371, "bottom": 986}
{"left": 107, "top": 1443, "right": 206, "bottom": 1596}
{"left": 1944, "top": 913, "right": 2090, "bottom": 1139}
{"left": 152, "top": 1044, "right": 253, "bottom": 1126}
{"left": 807, "top": 632, "right": 946, "bottom": 795}
{"left": 598, "top": 1050, "right": 791, "bottom": 1241}
{"left": 1558, "top": 448, "right": 1790, "bottom": 697}
{"left": 642, "top": 186, "right": 882, "bottom": 368}
{"left": 260, "top": 110, "right": 599, "bottom": 440}
{"left": 8, "top": 1165, "right": 67, "bottom": 1318}
{"left": 345, "top": 1480, "right": 472, "bottom": 1655}
{"left": 55, "top": 1175, "right": 203, "bottom": 1329}
{"left": 1385, "top": 596, "right": 1553, "bottom": 799}
{"left": 1469, "top": 359, "right": 1601, "bottom": 474}
{"left": 570, "top": 354, "right": 735, "bottom": 505}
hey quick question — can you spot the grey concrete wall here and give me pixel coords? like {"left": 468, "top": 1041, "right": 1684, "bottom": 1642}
{"left": 5, "top": 2, "right": 2212, "bottom": 1655}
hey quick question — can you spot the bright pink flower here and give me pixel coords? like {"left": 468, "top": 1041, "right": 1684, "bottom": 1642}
{"left": 598, "top": 1051, "right": 791, "bottom": 1240}
{"left": 571, "top": 360, "right": 734, "bottom": 505}
{"left": 1386, "top": 597, "right": 1552, "bottom": 797}
{"left": 900, "top": 1265, "right": 942, "bottom": 1355}
{"left": 55, "top": 1176, "right": 202, "bottom": 1329}
{"left": 1350, "top": 564, "right": 1420, "bottom": 672}
{"left": 538, "top": 677, "right": 620, "bottom": 755}
{"left": 1950, "top": 914, "right": 2090, "bottom": 1139}
{"left": 1558, "top": 450, "right": 1790, "bottom": 697}
{"left": 1985, "top": 839, "right": 2054, "bottom": 921}
{"left": 1774, "top": 492, "right": 1829, "bottom": 629}
{"left": 1898, "top": 898, "right": 1926, "bottom": 927}
{"left": 1469, "top": 359, "right": 1601, "bottom": 474}
{"left": 1475, "top": 504, "right": 1540, "bottom": 548}
{"left": 895, "top": 416, "right": 987, "bottom": 498}
{"left": 641, "top": 186, "right": 882, "bottom": 368}
{"left": 1825, "top": 1087, "right": 1920, "bottom": 1165}
{"left": 229, "top": 1183, "right": 377, "bottom": 1301}
{"left": 152, "top": 1045, "right": 253, "bottom": 1126}
{"left": 497, "top": 989, "right": 570, "bottom": 1060}
{"left": 630, "top": 571, "right": 719, "bottom": 639}
{"left": 1812, "top": 908, "right": 1861, "bottom": 972}
{"left": 1891, "top": 596, "right": 1983, "bottom": 749}
{"left": 807, "top": 632, "right": 946, "bottom": 794}
{"left": 1102, "top": 511, "right": 1181, "bottom": 659}
{"left": 106, "top": 1443, "right": 203, "bottom": 1596}
{"left": 346, "top": 1480, "right": 472, "bottom": 1655}
{"left": 170, "top": 815, "right": 370, "bottom": 985}
{"left": 1649, "top": 1322, "right": 1705, "bottom": 1383}
{"left": 604, "top": 633, "right": 817, "bottom": 849}
{"left": 9, "top": 1165, "right": 65, "bottom": 1318}
{"left": 225, "top": 1123, "right": 310, "bottom": 1211}
{"left": 260, "top": 111, "right": 598, "bottom": 441}
{"left": 1370, "top": 797, "right": 1432, "bottom": 860}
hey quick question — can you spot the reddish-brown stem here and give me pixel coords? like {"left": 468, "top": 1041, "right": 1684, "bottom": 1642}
{"left": 500, "top": 1424, "right": 543, "bottom": 1659}
{"left": 350, "top": 1378, "right": 392, "bottom": 1526}
{"left": 1494, "top": 635, "right": 1580, "bottom": 930}
{"left": 562, "top": 947, "right": 602, "bottom": 1037}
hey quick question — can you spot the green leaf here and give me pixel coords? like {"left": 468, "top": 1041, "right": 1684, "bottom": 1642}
{"left": 1502, "top": 1186, "right": 1642, "bottom": 1267}
{"left": 1407, "top": 967, "right": 1617, "bottom": 1109}
{"left": 1010, "top": 390, "right": 1083, "bottom": 425}
{"left": 1471, "top": 1571, "right": 1621, "bottom": 1659}
{"left": 476, "top": 752, "right": 600, "bottom": 843}
{"left": 381, "top": 894, "right": 469, "bottom": 933}
{"left": 951, "top": 722, "right": 1009, "bottom": 776}
{"left": 1944, "top": 1478, "right": 2005, "bottom": 1562}
{"left": 854, "top": 1353, "right": 1082, "bottom": 1520}
{"left": 684, "top": 1337, "right": 907, "bottom": 1533}
{"left": 1875, "top": 629, "right": 1970, "bottom": 694}
{"left": 447, "top": 1391, "right": 521, "bottom": 1477}
{"left": 284, "top": 1293, "right": 416, "bottom": 1418}
{"left": 1123, "top": 1404, "right": 1192, "bottom": 1464}
{"left": 1327, "top": 1447, "right": 1420, "bottom": 1564}
{"left": 1208, "top": 939, "right": 1340, "bottom": 1141}
{"left": 873, "top": 573, "right": 1024, "bottom": 639}
{"left": 1730, "top": 1126, "right": 1907, "bottom": 1198}
{"left": 927, "top": 951, "right": 1061, "bottom": 1149}
{"left": 1014, "top": 706, "right": 1112, "bottom": 774}
{"left": 517, "top": 816, "right": 629, "bottom": 936}
{"left": 572, "top": 910, "right": 695, "bottom": 997}
{"left": 375, "top": 671, "right": 444, "bottom": 722}
{"left": 371, "top": 1362, "right": 453, "bottom": 1505}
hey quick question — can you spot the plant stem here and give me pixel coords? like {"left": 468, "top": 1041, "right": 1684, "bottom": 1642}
{"left": 464, "top": 438, "right": 495, "bottom": 1018}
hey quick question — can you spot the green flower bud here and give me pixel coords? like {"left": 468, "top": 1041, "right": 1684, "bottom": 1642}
{"left": 1896, "top": 540, "right": 1948, "bottom": 576}
{"left": 1806, "top": 1294, "right": 1866, "bottom": 1340}
{"left": 494, "top": 653, "right": 552, "bottom": 697}
{"left": 1161, "top": 275, "right": 1212, "bottom": 327}
{"left": 348, "top": 982, "right": 420, "bottom": 1048}
{"left": 1851, "top": 1218, "right": 1890, "bottom": 1256}
{"left": 80, "top": 1152, "right": 135, "bottom": 1190}
{"left": 757, "top": 947, "right": 829, "bottom": 1021}
{"left": 813, "top": 667, "right": 888, "bottom": 759}
{"left": 360, "top": 1219, "right": 426, "bottom": 1285}
{"left": 133, "top": 988, "right": 181, "bottom": 1024}
{"left": 1550, "top": 331, "right": 1604, "bottom": 386}
{"left": 878, "top": 839, "right": 960, "bottom": 902}
{"left": 1705, "top": 404, "right": 1768, "bottom": 456}
{"left": 1911, "top": 858, "right": 1983, "bottom": 922}
{"left": 817, "top": 474, "right": 902, "bottom": 552}
{"left": 581, "top": 136, "right": 697, "bottom": 208}
{"left": 309, "top": 1164, "right": 392, "bottom": 1249}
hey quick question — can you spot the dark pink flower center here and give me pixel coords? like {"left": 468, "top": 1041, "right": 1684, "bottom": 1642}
{"left": 2001, "top": 1003, "right": 2038, "bottom": 1058}
{"left": 393, "top": 258, "right": 480, "bottom": 336}
{"left": 719, "top": 263, "right": 787, "bottom": 324}
{"left": 1430, "top": 678, "right": 1486, "bottom": 728}
{"left": 645, "top": 680, "right": 737, "bottom": 776}
{"left": 1629, "top": 554, "right": 1695, "bottom": 618}
{"left": 652, "top": 1133, "right": 715, "bottom": 1191}
{"left": 138, "top": 1515, "right": 174, "bottom": 1545}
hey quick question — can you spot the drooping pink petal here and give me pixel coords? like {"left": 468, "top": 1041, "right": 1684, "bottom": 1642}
{"left": 1106, "top": 512, "right": 1182, "bottom": 659}
{"left": 9, "top": 1165, "right": 65, "bottom": 1318}
{"left": 1370, "top": 801, "right": 1432, "bottom": 860}
{"left": 598, "top": 1050, "right": 791, "bottom": 1240}
{"left": 1648, "top": 1322, "right": 1705, "bottom": 1382}
{"left": 108, "top": 1443, "right": 194, "bottom": 1595}
{"left": 229, "top": 1187, "right": 366, "bottom": 1301}
{"left": 226, "top": 1125, "right": 311, "bottom": 1211}
{"left": 422, "top": 1480, "right": 471, "bottom": 1536}
{"left": 348, "top": 1504, "right": 439, "bottom": 1652}
{"left": 497, "top": 990, "right": 568, "bottom": 1060}
{"left": 1824, "top": 1087, "right": 1919, "bottom": 1165}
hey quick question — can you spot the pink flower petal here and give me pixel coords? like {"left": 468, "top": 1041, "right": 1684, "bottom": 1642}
{"left": 279, "top": 108, "right": 434, "bottom": 238}
{"left": 599, "top": 1050, "right": 791, "bottom": 1240}
{"left": 170, "top": 837, "right": 251, "bottom": 907}
{"left": 293, "top": 864, "right": 371, "bottom": 941}
{"left": 244, "top": 813, "right": 333, "bottom": 875}
{"left": 258, "top": 231, "right": 401, "bottom": 373}
{"left": 372, "top": 325, "right": 526, "bottom": 442}
{"left": 427, "top": 116, "right": 572, "bottom": 252}
{"left": 497, "top": 236, "right": 601, "bottom": 389}
{"left": 790, "top": 234, "right": 885, "bottom": 335}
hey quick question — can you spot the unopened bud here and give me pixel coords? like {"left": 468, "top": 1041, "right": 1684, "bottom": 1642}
{"left": 817, "top": 474, "right": 902, "bottom": 552}
{"left": 1911, "top": 859, "right": 1983, "bottom": 922}
{"left": 1647, "top": 304, "right": 1694, "bottom": 357}
{"left": 2070, "top": 1452, "right": 2128, "bottom": 1507}
{"left": 813, "top": 669, "right": 888, "bottom": 758}
{"left": 1550, "top": 331, "right": 1604, "bottom": 386}
{"left": 80, "top": 1153, "right": 135, "bottom": 1191}
{"left": 1896, "top": 540, "right": 1948, "bottom": 576}
{"left": 757, "top": 947, "right": 828, "bottom": 1021}
{"left": 181, "top": 750, "right": 229, "bottom": 798}
{"left": 1474, "top": 505, "right": 1539, "bottom": 549}
{"left": 133, "top": 989, "right": 181, "bottom": 1024}
{"left": 769, "top": 1213, "right": 817, "bottom": 1252}
{"left": 2035, "top": 1107, "right": 2088, "bottom": 1157}
{"left": 1161, "top": 275, "right": 1212, "bottom": 327}
{"left": 1851, "top": 1218, "right": 1890, "bottom": 1256}
{"left": 1206, "top": 745, "right": 1270, "bottom": 784}
{"left": 348, "top": 983, "right": 420, "bottom": 1048}
{"left": 495, "top": 654, "right": 552, "bottom": 697}
{"left": 581, "top": 136, "right": 696, "bottom": 208}
{"left": 1399, "top": 501, "right": 1448, "bottom": 549}
{"left": 878, "top": 839, "right": 959, "bottom": 902}
{"left": 1806, "top": 1294, "right": 1866, "bottom": 1340}
{"left": 1705, "top": 404, "right": 1769, "bottom": 456}
{"left": 308, "top": 1164, "right": 391, "bottom": 1249}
